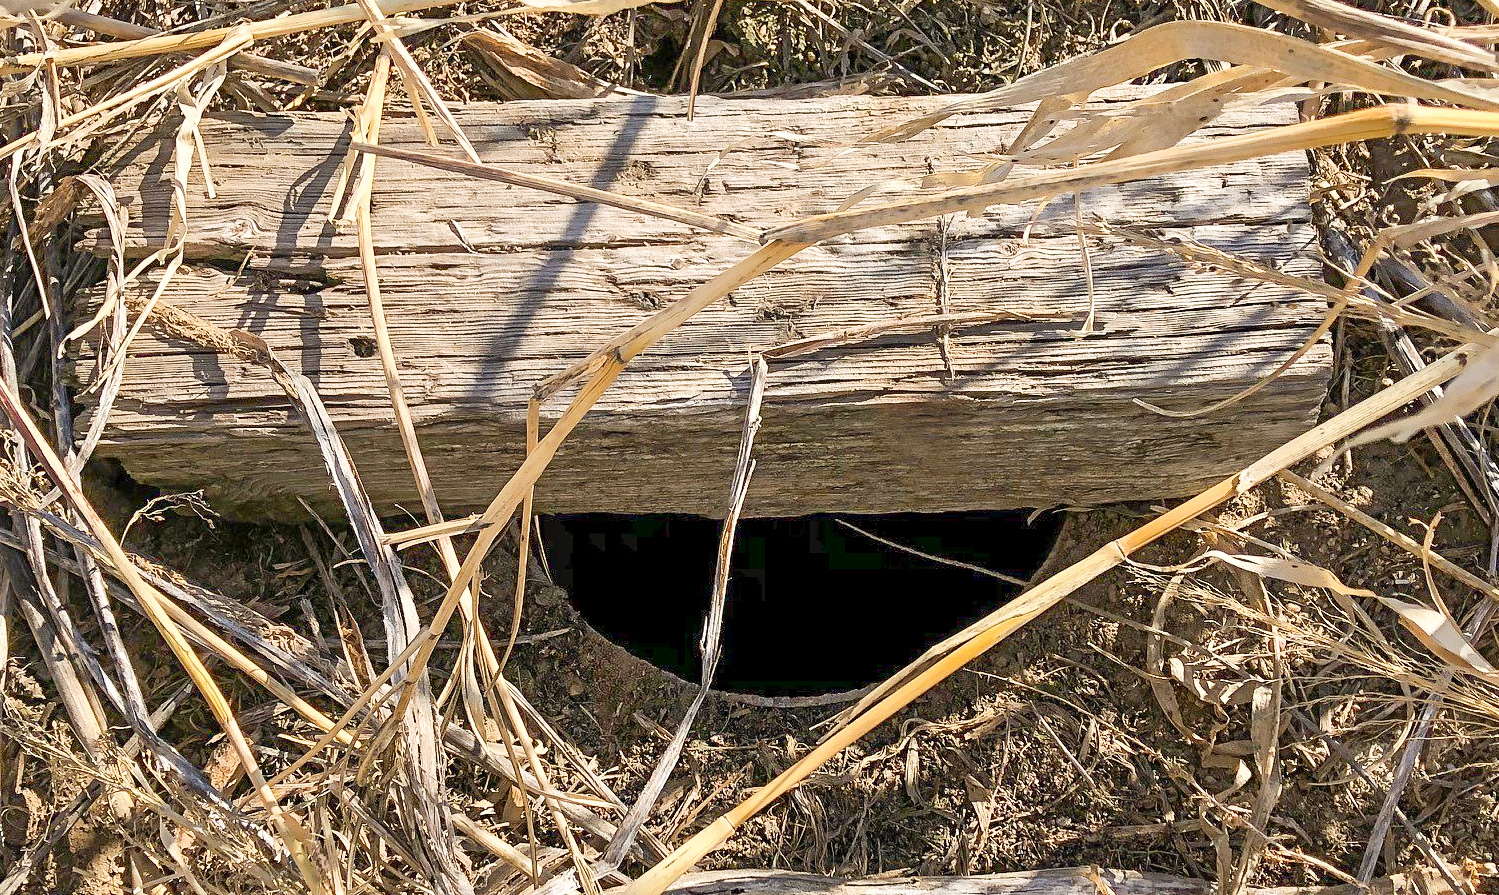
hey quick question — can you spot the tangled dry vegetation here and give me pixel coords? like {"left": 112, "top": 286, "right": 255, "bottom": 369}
{"left": 3, "top": 0, "right": 1499, "bottom": 894}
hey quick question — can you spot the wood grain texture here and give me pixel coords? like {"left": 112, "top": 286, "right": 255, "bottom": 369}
{"left": 75, "top": 89, "right": 1331, "bottom": 517}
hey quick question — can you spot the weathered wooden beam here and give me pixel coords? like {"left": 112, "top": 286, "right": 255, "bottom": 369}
{"left": 74, "top": 89, "right": 1330, "bottom": 517}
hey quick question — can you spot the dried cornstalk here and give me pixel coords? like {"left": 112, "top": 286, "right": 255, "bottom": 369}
{"left": 0, "top": 379, "right": 329, "bottom": 895}
{"left": 0, "top": 0, "right": 463, "bottom": 70}
{"left": 771, "top": 107, "right": 1499, "bottom": 244}
{"left": 0, "top": 26, "right": 252, "bottom": 165}
{"left": 618, "top": 345, "right": 1478, "bottom": 895}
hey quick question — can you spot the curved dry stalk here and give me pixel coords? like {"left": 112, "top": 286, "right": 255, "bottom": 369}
{"left": 0, "top": 26, "right": 252, "bottom": 166}
{"left": 861, "top": 20, "right": 1499, "bottom": 147}
{"left": 768, "top": 105, "right": 1499, "bottom": 245}
{"left": 260, "top": 240, "right": 805, "bottom": 877}
{"left": 0, "top": 379, "right": 329, "bottom": 895}
{"left": 922, "top": 66, "right": 1289, "bottom": 182}
{"left": 1134, "top": 299, "right": 1348, "bottom": 419}
{"left": 616, "top": 346, "right": 1479, "bottom": 895}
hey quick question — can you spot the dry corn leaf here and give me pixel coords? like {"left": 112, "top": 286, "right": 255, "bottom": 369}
{"left": 1204, "top": 550, "right": 1377, "bottom": 596}
{"left": 462, "top": 27, "right": 629, "bottom": 99}
{"left": 1013, "top": 70, "right": 1290, "bottom": 167}
{"left": 1168, "top": 656, "right": 1260, "bottom": 707}
{"left": 865, "top": 20, "right": 1499, "bottom": 146}
{"left": 1374, "top": 594, "right": 1499, "bottom": 679}
{"left": 1260, "top": 0, "right": 1499, "bottom": 72}
{"left": 1398, "top": 167, "right": 1499, "bottom": 185}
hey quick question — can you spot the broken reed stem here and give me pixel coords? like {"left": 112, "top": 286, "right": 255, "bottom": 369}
{"left": 350, "top": 57, "right": 533, "bottom": 889}
{"left": 349, "top": 41, "right": 547, "bottom": 830}
{"left": 617, "top": 344, "right": 1479, "bottom": 895}
{"left": 603, "top": 356, "right": 766, "bottom": 866}
{"left": 862, "top": 20, "right": 1497, "bottom": 149}
{"left": 501, "top": 401, "right": 540, "bottom": 681}
{"left": 495, "top": 662, "right": 601, "bottom": 895}
{"left": 450, "top": 814, "right": 536, "bottom": 876}
{"left": 275, "top": 371, "right": 635, "bottom": 788}
{"left": 0, "top": 379, "right": 329, "bottom": 895}
{"left": 351, "top": 48, "right": 488, "bottom": 736}
{"left": 352, "top": 0, "right": 479, "bottom": 162}
{"left": 502, "top": 401, "right": 542, "bottom": 884}
{"left": 350, "top": 143, "right": 761, "bottom": 241}
{"left": 766, "top": 106, "right": 1499, "bottom": 246}
{"left": 346, "top": 58, "right": 586, "bottom": 883}
{"left": 0, "top": 28, "right": 253, "bottom": 166}
{"left": 283, "top": 240, "right": 809, "bottom": 815}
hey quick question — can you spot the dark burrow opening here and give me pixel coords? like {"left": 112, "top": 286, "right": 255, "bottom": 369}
{"left": 539, "top": 511, "right": 1064, "bottom": 697}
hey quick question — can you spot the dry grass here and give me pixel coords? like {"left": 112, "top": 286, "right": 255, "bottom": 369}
{"left": 3, "top": 0, "right": 1499, "bottom": 894}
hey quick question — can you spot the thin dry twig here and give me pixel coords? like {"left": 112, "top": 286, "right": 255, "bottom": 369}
{"left": 602, "top": 356, "right": 766, "bottom": 866}
{"left": 349, "top": 142, "right": 761, "bottom": 241}
{"left": 772, "top": 107, "right": 1499, "bottom": 246}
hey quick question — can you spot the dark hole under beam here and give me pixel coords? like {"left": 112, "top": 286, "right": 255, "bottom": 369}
{"left": 540, "top": 511, "right": 1063, "bottom": 698}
